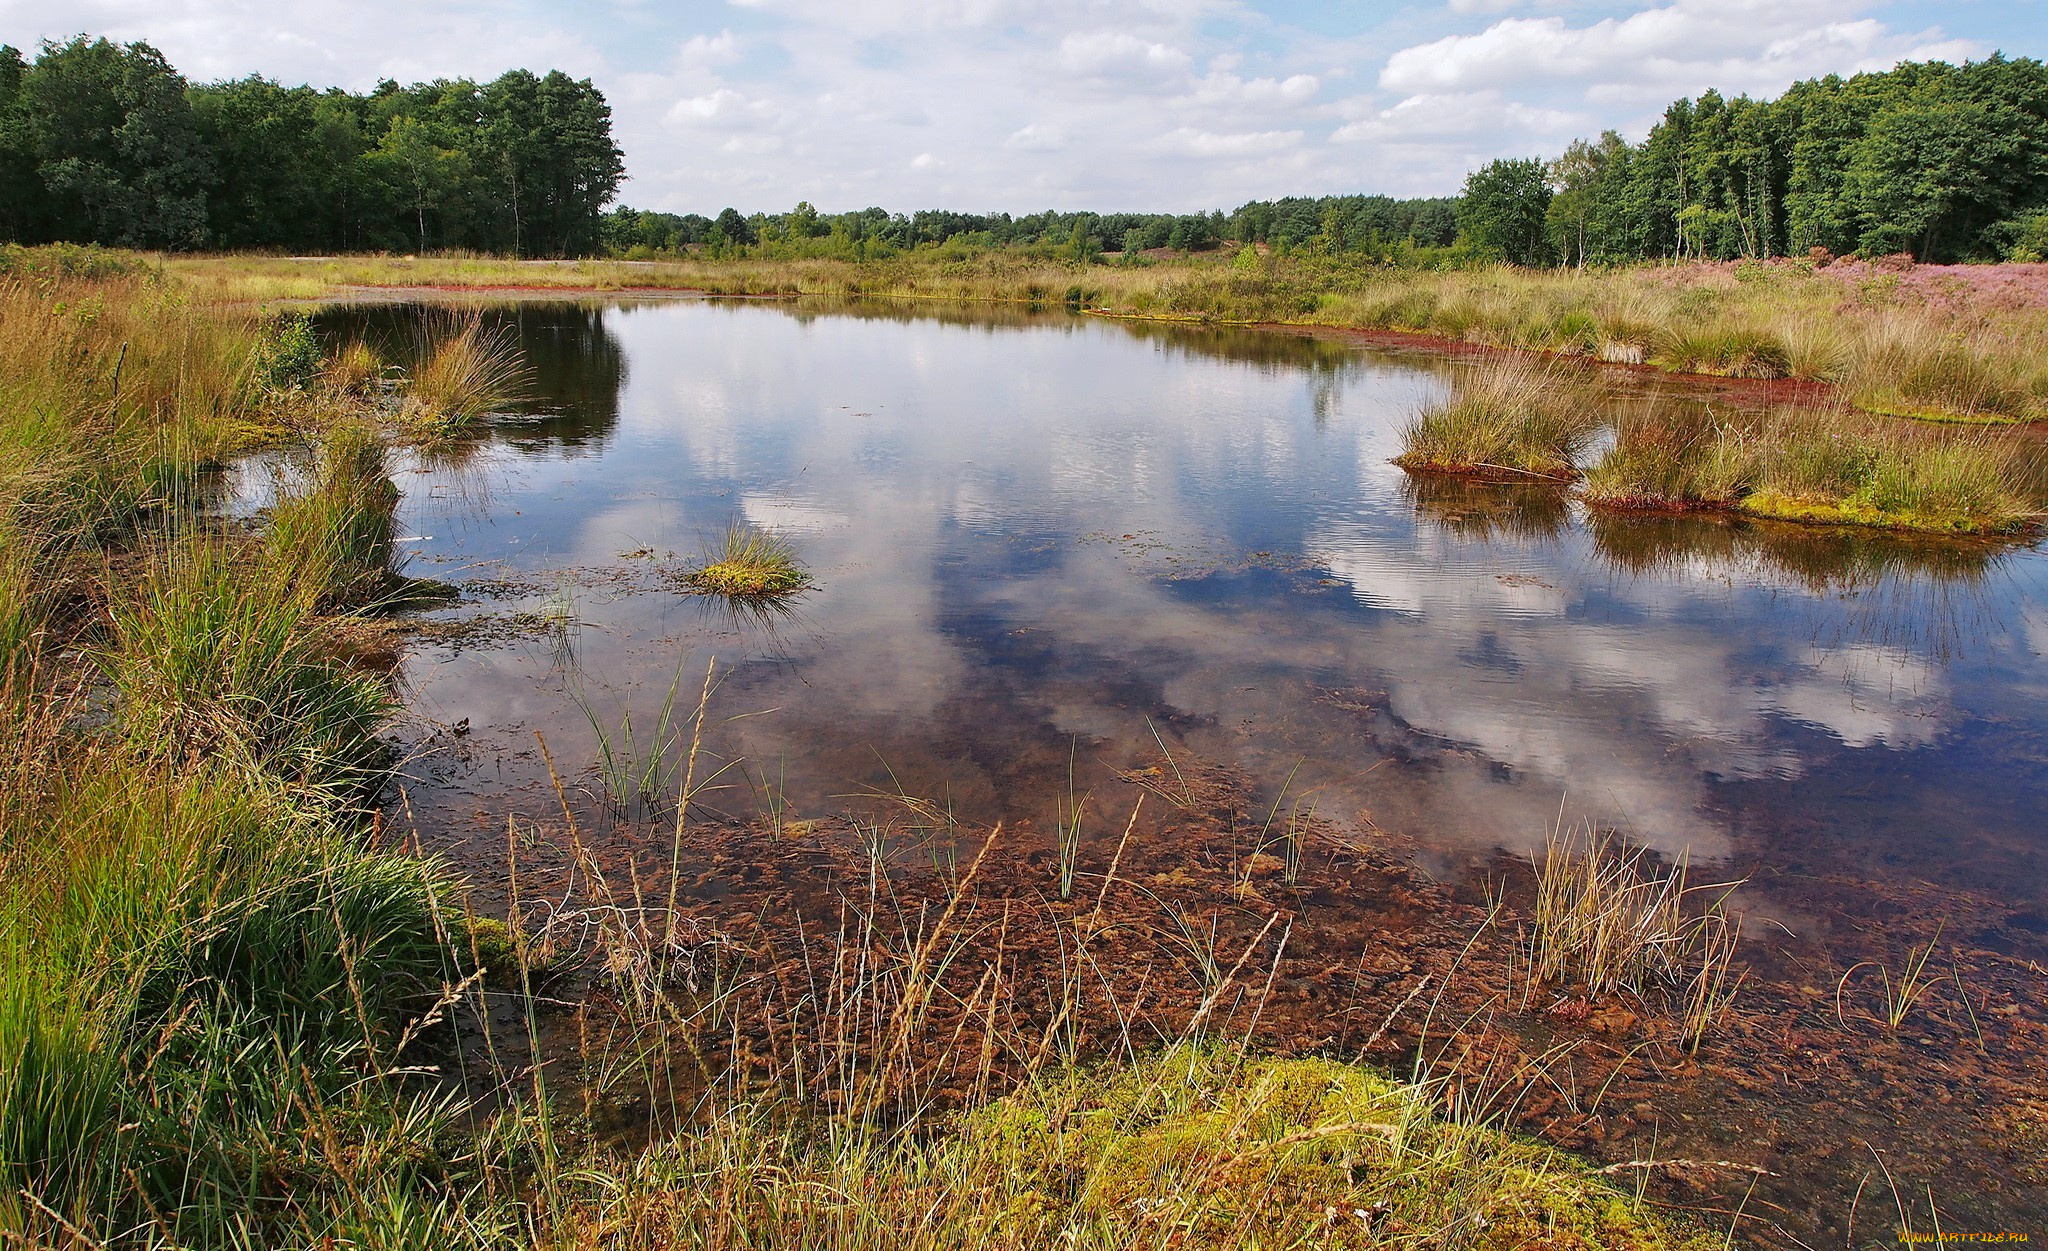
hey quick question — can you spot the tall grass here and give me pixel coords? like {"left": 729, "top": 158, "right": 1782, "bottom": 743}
{"left": 264, "top": 422, "right": 406, "bottom": 609}
{"left": 401, "top": 313, "right": 529, "bottom": 432}
{"left": 1395, "top": 357, "right": 1603, "bottom": 480}
{"left": 1584, "top": 404, "right": 2043, "bottom": 534}
{"left": 104, "top": 538, "right": 394, "bottom": 794}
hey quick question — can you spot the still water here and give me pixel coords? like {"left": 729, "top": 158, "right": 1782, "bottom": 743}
{"left": 315, "top": 298, "right": 2048, "bottom": 926}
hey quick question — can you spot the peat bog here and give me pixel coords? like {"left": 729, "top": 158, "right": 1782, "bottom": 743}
{"left": 335, "top": 296, "right": 2048, "bottom": 1245}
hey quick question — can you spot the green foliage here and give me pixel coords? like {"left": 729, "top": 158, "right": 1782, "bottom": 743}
{"left": 1459, "top": 158, "right": 1554, "bottom": 266}
{"left": 258, "top": 309, "right": 323, "bottom": 392}
{"left": 0, "top": 39, "right": 623, "bottom": 255}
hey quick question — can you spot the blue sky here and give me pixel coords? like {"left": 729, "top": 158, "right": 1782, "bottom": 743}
{"left": 9, "top": 0, "right": 2045, "bottom": 213}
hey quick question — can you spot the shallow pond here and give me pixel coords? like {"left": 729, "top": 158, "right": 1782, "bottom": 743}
{"left": 305, "top": 298, "right": 2048, "bottom": 1242}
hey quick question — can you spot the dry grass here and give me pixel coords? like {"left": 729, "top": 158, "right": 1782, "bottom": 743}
{"left": 400, "top": 313, "right": 530, "bottom": 432}
{"left": 1520, "top": 825, "right": 1746, "bottom": 1053}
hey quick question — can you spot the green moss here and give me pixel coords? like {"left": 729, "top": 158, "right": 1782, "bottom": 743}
{"left": 682, "top": 521, "right": 813, "bottom": 599}
{"left": 1737, "top": 490, "right": 2031, "bottom": 535}
{"left": 944, "top": 1046, "right": 1717, "bottom": 1250}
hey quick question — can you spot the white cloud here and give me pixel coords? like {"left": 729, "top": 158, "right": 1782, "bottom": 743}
{"left": 1006, "top": 124, "right": 1068, "bottom": 151}
{"left": 13, "top": 0, "right": 2008, "bottom": 209}
{"left": 1157, "top": 127, "right": 1304, "bottom": 158}
{"left": 1057, "top": 31, "right": 1193, "bottom": 80}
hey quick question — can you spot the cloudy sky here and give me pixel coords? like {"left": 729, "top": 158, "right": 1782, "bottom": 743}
{"left": 7, "top": 0, "right": 2042, "bottom": 213}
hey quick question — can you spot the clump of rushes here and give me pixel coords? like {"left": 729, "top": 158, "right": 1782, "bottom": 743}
{"left": 1652, "top": 320, "right": 1791, "bottom": 379}
{"left": 262, "top": 422, "right": 404, "bottom": 610}
{"left": 401, "top": 313, "right": 529, "bottom": 432}
{"left": 321, "top": 338, "right": 387, "bottom": 395}
{"left": 104, "top": 538, "right": 393, "bottom": 794}
{"left": 1743, "top": 412, "right": 2039, "bottom": 535}
{"left": 1523, "top": 824, "right": 1745, "bottom": 1050}
{"left": 1394, "top": 357, "right": 1601, "bottom": 481}
{"left": 683, "top": 520, "right": 813, "bottom": 598}
{"left": 1582, "top": 404, "right": 1756, "bottom": 510}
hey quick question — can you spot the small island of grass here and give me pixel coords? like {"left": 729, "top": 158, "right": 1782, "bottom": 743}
{"left": 682, "top": 521, "right": 814, "bottom": 598}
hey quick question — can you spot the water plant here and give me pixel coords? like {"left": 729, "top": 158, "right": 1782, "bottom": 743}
{"left": 1836, "top": 923, "right": 1947, "bottom": 1032}
{"left": 1394, "top": 357, "right": 1603, "bottom": 480}
{"left": 401, "top": 313, "right": 529, "bottom": 432}
{"left": 1522, "top": 823, "right": 1746, "bottom": 1047}
{"left": 682, "top": 520, "right": 813, "bottom": 598}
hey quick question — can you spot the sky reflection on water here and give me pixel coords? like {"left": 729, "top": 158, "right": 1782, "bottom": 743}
{"left": 330, "top": 298, "right": 2048, "bottom": 920}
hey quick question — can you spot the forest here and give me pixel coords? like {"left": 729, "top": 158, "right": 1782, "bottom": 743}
{"left": 0, "top": 36, "right": 624, "bottom": 256}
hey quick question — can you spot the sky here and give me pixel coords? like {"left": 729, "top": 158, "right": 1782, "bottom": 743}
{"left": 5, "top": 0, "right": 2044, "bottom": 214}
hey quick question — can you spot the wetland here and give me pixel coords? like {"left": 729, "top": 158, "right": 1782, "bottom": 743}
{"left": 314, "top": 296, "right": 2048, "bottom": 1244}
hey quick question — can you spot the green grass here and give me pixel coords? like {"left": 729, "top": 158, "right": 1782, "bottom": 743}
{"left": 1394, "top": 357, "right": 1603, "bottom": 480}
{"left": 1584, "top": 406, "right": 2042, "bottom": 535}
{"left": 683, "top": 520, "right": 814, "bottom": 598}
{"left": 264, "top": 422, "right": 406, "bottom": 610}
{"left": 1581, "top": 405, "right": 1755, "bottom": 510}
{"left": 103, "top": 538, "right": 395, "bottom": 794}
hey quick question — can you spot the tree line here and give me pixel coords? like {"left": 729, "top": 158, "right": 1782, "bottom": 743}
{"left": 0, "top": 36, "right": 625, "bottom": 255}
{"left": 1461, "top": 54, "right": 2048, "bottom": 267}
{"left": 601, "top": 196, "right": 1462, "bottom": 263}
{"left": 613, "top": 54, "right": 2047, "bottom": 269}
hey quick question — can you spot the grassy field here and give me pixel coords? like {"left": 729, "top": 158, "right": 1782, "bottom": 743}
{"left": 0, "top": 244, "right": 1722, "bottom": 1248}
{"left": 170, "top": 247, "right": 2048, "bottom": 426}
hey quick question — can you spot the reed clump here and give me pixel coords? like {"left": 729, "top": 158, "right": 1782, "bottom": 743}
{"left": 262, "top": 422, "right": 406, "bottom": 610}
{"left": 1522, "top": 825, "right": 1744, "bottom": 1052}
{"left": 103, "top": 537, "right": 395, "bottom": 794}
{"left": 683, "top": 520, "right": 813, "bottom": 598}
{"left": 1395, "top": 357, "right": 1603, "bottom": 480}
{"left": 1581, "top": 405, "right": 1755, "bottom": 510}
{"left": 1584, "top": 406, "right": 2043, "bottom": 534}
{"left": 401, "top": 314, "right": 529, "bottom": 432}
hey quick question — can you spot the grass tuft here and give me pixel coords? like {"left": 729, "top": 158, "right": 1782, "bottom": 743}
{"left": 683, "top": 520, "right": 813, "bottom": 598}
{"left": 1394, "top": 357, "right": 1602, "bottom": 481}
{"left": 400, "top": 313, "right": 529, "bottom": 432}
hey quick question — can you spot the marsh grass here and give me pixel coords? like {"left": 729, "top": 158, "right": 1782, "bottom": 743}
{"left": 106, "top": 535, "right": 394, "bottom": 797}
{"left": 683, "top": 520, "right": 813, "bottom": 598}
{"left": 401, "top": 313, "right": 529, "bottom": 432}
{"left": 1585, "top": 405, "right": 2043, "bottom": 534}
{"left": 1582, "top": 405, "right": 1755, "bottom": 510}
{"left": 263, "top": 422, "right": 406, "bottom": 610}
{"left": 1395, "top": 358, "right": 1603, "bottom": 480}
{"left": 1521, "top": 824, "right": 1746, "bottom": 1051}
